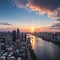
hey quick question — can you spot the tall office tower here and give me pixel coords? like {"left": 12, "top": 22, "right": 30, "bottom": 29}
{"left": 17, "top": 28, "right": 20, "bottom": 39}
{"left": 12, "top": 30, "right": 16, "bottom": 42}
{"left": 24, "top": 34, "right": 26, "bottom": 41}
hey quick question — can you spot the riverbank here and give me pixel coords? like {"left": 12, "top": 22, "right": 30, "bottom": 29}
{"left": 41, "top": 37, "right": 60, "bottom": 46}
{"left": 34, "top": 34, "right": 60, "bottom": 47}
{"left": 29, "top": 48, "right": 37, "bottom": 60}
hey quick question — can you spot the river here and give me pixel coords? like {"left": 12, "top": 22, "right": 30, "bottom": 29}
{"left": 27, "top": 34, "right": 60, "bottom": 60}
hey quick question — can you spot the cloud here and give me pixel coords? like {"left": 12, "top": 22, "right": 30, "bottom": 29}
{"left": 10, "top": 0, "right": 60, "bottom": 20}
{"left": 10, "top": 0, "right": 28, "bottom": 8}
{"left": 0, "top": 23, "right": 16, "bottom": 31}
{"left": 49, "top": 23, "right": 60, "bottom": 30}
{"left": 40, "top": 23, "right": 60, "bottom": 32}
{"left": 51, "top": 23, "right": 60, "bottom": 27}
{"left": 56, "top": 18, "right": 60, "bottom": 22}
{"left": 0, "top": 22, "right": 12, "bottom": 25}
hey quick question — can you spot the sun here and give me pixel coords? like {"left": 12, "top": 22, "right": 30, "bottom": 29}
{"left": 30, "top": 26, "right": 35, "bottom": 33}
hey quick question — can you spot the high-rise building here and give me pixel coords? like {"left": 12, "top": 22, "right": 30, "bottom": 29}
{"left": 17, "top": 28, "right": 20, "bottom": 39}
{"left": 12, "top": 30, "right": 16, "bottom": 42}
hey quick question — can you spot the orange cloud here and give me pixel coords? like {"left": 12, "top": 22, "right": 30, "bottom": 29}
{"left": 10, "top": 0, "right": 60, "bottom": 21}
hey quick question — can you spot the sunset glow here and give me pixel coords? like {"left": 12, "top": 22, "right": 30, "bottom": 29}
{"left": 30, "top": 26, "right": 35, "bottom": 33}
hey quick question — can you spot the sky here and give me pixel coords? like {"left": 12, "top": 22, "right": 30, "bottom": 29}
{"left": 0, "top": 0, "right": 60, "bottom": 32}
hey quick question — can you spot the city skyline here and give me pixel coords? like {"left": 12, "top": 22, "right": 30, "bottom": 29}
{"left": 0, "top": 0, "right": 60, "bottom": 32}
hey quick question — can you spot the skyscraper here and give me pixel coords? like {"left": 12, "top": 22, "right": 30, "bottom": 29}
{"left": 17, "top": 28, "right": 20, "bottom": 39}
{"left": 12, "top": 30, "right": 16, "bottom": 42}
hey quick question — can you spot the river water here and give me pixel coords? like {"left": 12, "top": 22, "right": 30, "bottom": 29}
{"left": 28, "top": 34, "right": 60, "bottom": 60}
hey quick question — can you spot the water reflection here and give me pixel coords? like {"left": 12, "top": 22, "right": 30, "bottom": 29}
{"left": 30, "top": 35, "right": 36, "bottom": 50}
{"left": 28, "top": 34, "right": 60, "bottom": 60}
